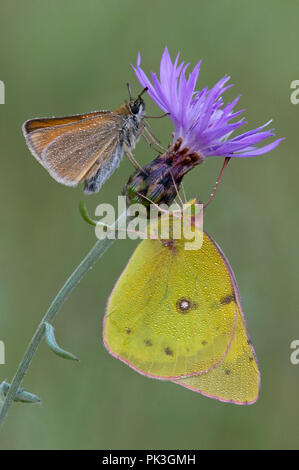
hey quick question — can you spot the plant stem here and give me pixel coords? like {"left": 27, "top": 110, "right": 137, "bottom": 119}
{"left": 0, "top": 210, "right": 127, "bottom": 429}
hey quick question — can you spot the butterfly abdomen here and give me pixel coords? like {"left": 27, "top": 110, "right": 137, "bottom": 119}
{"left": 84, "top": 143, "right": 123, "bottom": 193}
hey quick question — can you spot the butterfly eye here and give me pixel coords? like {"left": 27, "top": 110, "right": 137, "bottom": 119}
{"left": 130, "top": 104, "right": 140, "bottom": 114}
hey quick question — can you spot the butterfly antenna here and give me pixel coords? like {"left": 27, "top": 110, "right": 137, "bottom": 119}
{"left": 204, "top": 157, "right": 231, "bottom": 209}
{"left": 127, "top": 82, "right": 132, "bottom": 100}
{"left": 138, "top": 86, "right": 148, "bottom": 99}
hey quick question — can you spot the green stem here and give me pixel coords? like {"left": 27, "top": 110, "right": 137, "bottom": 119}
{"left": 0, "top": 210, "right": 127, "bottom": 429}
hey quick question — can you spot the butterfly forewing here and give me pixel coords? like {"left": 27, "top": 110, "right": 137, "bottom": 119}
{"left": 23, "top": 94, "right": 146, "bottom": 192}
{"left": 23, "top": 112, "right": 108, "bottom": 160}
{"left": 23, "top": 112, "right": 125, "bottom": 185}
{"left": 23, "top": 111, "right": 108, "bottom": 133}
{"left": 42, "top": 119, "right": 123, "bottom": 185}
{"left": 104, "top": 228, "right": 237, "bottom": 380}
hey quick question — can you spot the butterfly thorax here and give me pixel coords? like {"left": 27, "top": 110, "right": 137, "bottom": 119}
{"left": 115, "top": 98, "right": 145, "bottom": 150}
{"left": 83, "top": 98, "right": 145, "bottom": 193}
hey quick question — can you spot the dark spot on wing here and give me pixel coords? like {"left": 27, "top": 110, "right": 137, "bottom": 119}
{"left": 220, "top": 293, "right": 236, "bottom": 305}
{"left": 125, "top": 328, "right": 131, "bottom": 334}
{"left": 249, "top": 356, "right": 254, "bottom": 362}
{"left": 161, "top": 239, "right": 176, "bottom": 255}
{"left": 176, "top": 298, "right": 191, "bottom": 313}
{"left": 225, "top": 369, "right": 231, "bottom": 375}
{"left": 144, "top": 339, "right": 152, "bottom": 347}
{"left": 176, "top": 298, "right": 198, "bottom": 313}
{"left": 164, "top": 347, "right": 174, "bottom": 356}
{"left": 247, "top": 339, "right": 252, "bottom": 345}
{"left": 201, "top": 340, "right": 207, "bottom": 346}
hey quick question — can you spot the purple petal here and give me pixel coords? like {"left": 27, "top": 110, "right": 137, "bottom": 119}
{"left": 133, "top": 48, "right": 284, "bottom": 159}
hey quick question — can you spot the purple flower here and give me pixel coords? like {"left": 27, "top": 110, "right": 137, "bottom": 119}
{"left": 132, "top": 47, "right": 283, "bottom": 158}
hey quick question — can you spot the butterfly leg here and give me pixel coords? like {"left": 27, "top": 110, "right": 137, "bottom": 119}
{"left": 124, "top": 145, "right": 145, "bottom": 173}
{"left": 143, "top": 121, "right": 168, "bottom": 152}
{"left": 136, "top": 119, "right": 166, "bottom": 153}
{"left": 180, "top": 182, "right": 187, "bottom": 204}
{"left": 144, "top": 112, "right": 170, "bottom": 120}
{"left": 141, "top": 132, "right": 163, "bottom": 155}
{"left": 169, "top": 170, "right": 184, "bottom": 209}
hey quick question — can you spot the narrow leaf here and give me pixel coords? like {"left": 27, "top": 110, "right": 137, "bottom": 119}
{"left": 0, "top": 381, "right": 41, "bottom": 404}
{"left": 44, "top": 322, "right": 79, "bottom": 361}
{"left": 79, "top": 200, "right": 97, "bottom": 226}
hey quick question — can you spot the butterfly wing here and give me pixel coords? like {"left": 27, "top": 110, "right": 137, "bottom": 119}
{"left": 174, "top": 301, "right": 260, "bottom": 404}
{"left": 23, "top": 112, "right": 125, "bottom": 187}
{"left": 172, "top": 232, "right": 260, "bottom": 404}
{"left": 104, "top": 229, "right": 237, "bottom": 380}
{"left": 23, "top": 112, "right": 109, "bottom": 162}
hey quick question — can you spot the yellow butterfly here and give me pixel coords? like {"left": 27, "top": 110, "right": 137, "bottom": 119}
{"left": 103, "top": 205, "right": 260, "bottom": 404}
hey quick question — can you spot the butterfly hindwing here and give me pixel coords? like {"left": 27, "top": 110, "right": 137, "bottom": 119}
{"left": 172, "top": 234, "right": 260, "bottom": 404}
{"left": 174, "top": 298, "right": 260, "bottom": 404}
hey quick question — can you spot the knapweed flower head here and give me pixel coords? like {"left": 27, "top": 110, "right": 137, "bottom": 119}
{"left": 133, "top": 47, "right": 283, "bottom": 158}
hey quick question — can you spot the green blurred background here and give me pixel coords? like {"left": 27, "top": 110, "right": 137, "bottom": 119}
{"left": 0, "top": 0, "right": 298, "bottom": 450}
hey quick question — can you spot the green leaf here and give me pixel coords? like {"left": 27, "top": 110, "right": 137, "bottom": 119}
{"left": 44, "top": 322, "right": 79, "bottom": 361}
{"left": 79, "top": 200, "right": 97, "bottom": 226}
{"left": 0, "top": 381, "right": 41, "bottom": 404}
